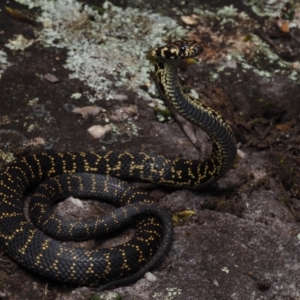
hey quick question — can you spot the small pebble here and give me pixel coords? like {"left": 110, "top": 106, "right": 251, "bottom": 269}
{"left": 114, "top": 94, "right": 128, "bottom": 101}
{"left": 181, "top": 15, "right": 198, "bottom": 25}
{"left": 72, "top": 106, "right": 104, "bottom": 119}
{"left": 44, "top": 73, "right": 59, "bottom": 83}
{"left": 67, "top": 196, "right": 84, "bottom": 208}
{"left": 87, "top": 124, "right": 112, "bottom": 138}
{"left": 145, "top": 272, "right": 157, "bottom": 282}
{"left": 237, "top": 149, "right": 246, "bottom": 159}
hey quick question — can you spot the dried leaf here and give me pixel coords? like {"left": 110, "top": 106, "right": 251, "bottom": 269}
{"left": 275, "top": 122, "right": 292, "bottom": 131}
{"left": 5, "top": 6, "right": 37, "bottom": 26}
{"left": 281, "top": 21, "right": 290, "bottom": 33}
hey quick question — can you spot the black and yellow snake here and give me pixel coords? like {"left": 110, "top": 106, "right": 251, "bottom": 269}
{"left": 0, "top": 40, "right": 236, "bottom": 290}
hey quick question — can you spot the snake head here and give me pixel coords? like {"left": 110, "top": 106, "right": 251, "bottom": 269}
{"left": 152, "top": 40, "right": 203, "bottom": 60}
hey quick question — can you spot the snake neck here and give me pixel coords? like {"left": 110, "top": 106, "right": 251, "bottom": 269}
{"left": 155, "top": 60, "right": 237, "bottom": 185}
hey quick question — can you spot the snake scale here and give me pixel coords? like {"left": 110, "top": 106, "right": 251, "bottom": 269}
{"left": 0, "top": 40, "right": 236, "bottom": 289}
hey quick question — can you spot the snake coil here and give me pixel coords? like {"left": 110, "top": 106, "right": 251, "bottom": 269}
{"left": 0, "top": 40, "right": 236, "bottom": 289}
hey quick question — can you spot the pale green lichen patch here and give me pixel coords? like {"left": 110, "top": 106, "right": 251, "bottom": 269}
{"left": 153, "top": 287, "right": 182, "bottom": 300}
{"left": 228, "top": 34, "right": 300, "bottom": 80}
{"left": 99, "top": 121, "right": 139, "bottom": 145}
{"left": 242, "top": 0, "right": 290, "bottom": 17}
{"left": 0, "top": 50, "right": 11, "bottom": 79}
{"left": 0, "top": 130, "right": 28, "bottom": 163}
{"left": 90, "top": 291, "right": 122, "bottom": 300}
{"left": 15, "top": 0, "right": 186, "bottom": 104}
{"left": 71, "top": 93, "right": 82, "bottom": 100}
{"left": 5, "top": 34, "right": 34, "bottom": 51}
{"left": 217, "top": 5, "right": 244, "bottom": 25}
{"left": 192, "top": 3, "right": 300, "bottom": 83}
{"left": 28, "top": 98, "right": 39, "bottom": 106}
{"left": 221, "top": 266, "right": 230, "bottom": 273}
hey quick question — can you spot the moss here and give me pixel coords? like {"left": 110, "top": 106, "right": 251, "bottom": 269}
{"left": 153, "top": 107, "right": 172, "bottom": 117}
{"left": 251, "top": 118, "right": 270, "bottom": 125}
{"left": 172, "top": 210, "right": 196, "bottom": 226}
{"left": 90, "top": 5, "right": 106, "bottom": 15}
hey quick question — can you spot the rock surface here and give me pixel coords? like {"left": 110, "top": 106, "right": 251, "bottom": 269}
{"left": 0, "top": 0, "right": 299, "bottom": 299}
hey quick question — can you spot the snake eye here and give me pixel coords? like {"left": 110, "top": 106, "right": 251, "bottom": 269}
{"left": 180, "top": 45, "right": 188, "bottom": 52}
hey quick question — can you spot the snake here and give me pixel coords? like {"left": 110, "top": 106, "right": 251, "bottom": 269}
{"left": 0, "top": 40, "right": 236, "bottom": 290}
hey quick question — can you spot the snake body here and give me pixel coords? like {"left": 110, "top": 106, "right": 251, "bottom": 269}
{"left": 29, "top": 172, "right": 173, "bottom": 290}
{"left": 0, "top": 40, "right": 236, "bottom": 289}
